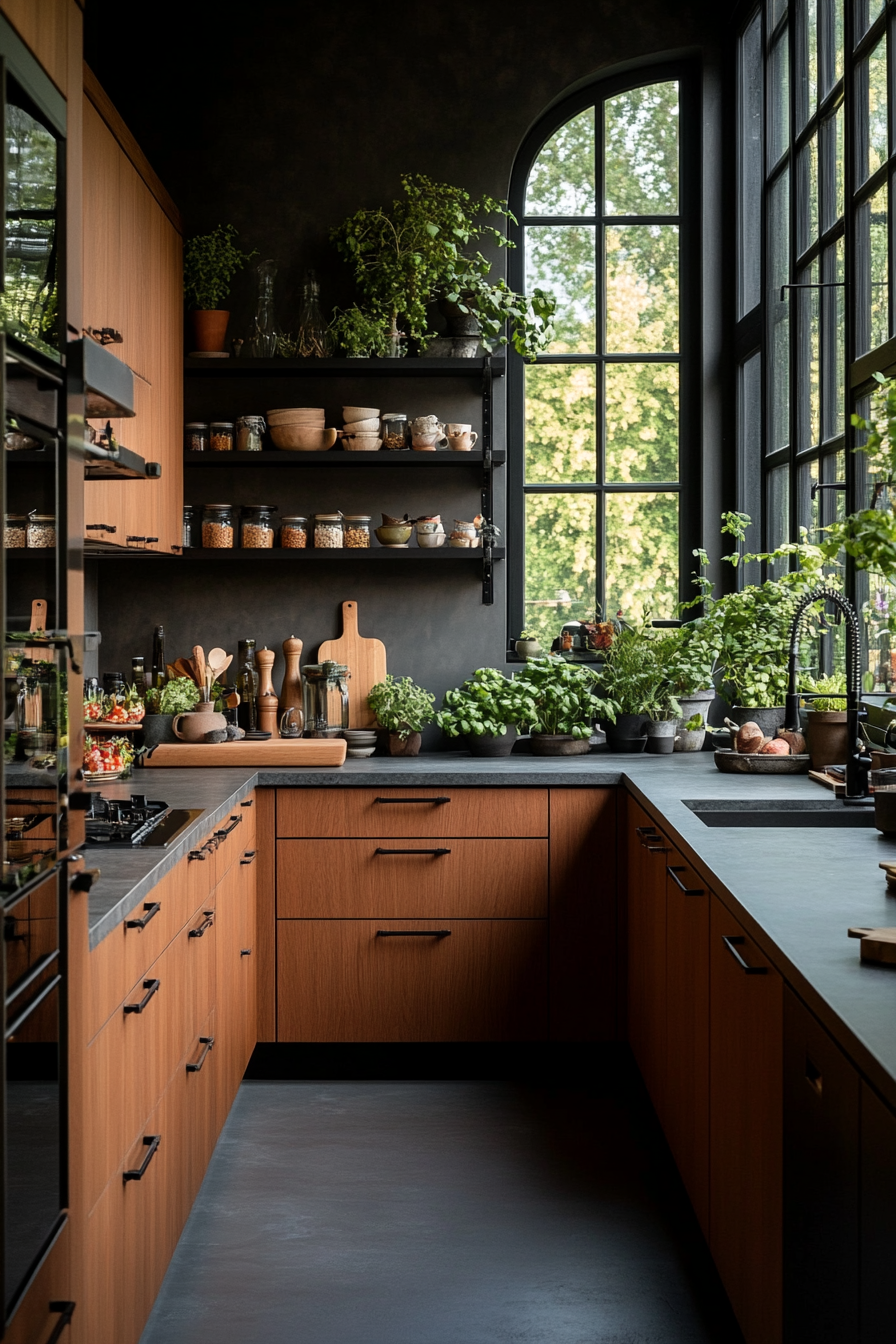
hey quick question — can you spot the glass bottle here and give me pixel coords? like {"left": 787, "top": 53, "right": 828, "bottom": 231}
{"left": 151, "top": 625, "right": 167, "bottom": 690}
{"left": 237, "top": 639, "right": 259, "bottom": 733}
{"left": 131, "top": 657, "right": 147, "bottom": 700}
{"left": 297, "top": 269, "right": 331, "bottom": 358}
{"left": 248, "top": 259, "right": 281, "bottom": 358}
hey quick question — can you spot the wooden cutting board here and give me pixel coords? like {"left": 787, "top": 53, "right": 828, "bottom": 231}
{"left": 848, "top": 926, "right": 896, "bottom": 965}
{"left": 144, "top": 739, "right": 346, "bottom": 767}
{"left": 26, "top": 598, "right": 48, "bottom": 659}
{"left": 317, "top": 600, "right": 386, "bottom": 729}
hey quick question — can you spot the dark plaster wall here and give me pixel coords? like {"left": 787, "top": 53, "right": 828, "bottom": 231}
{"left": 84, "top": 0, "right": 728, "bottom": 717}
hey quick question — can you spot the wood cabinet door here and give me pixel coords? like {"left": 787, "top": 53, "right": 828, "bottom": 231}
{"left": 664, "top": 856, "right": 710, "bottom": 1237}
{"left": 860, "top": 1082, "right": 896, "bottom": 1343}
{"left": 214, "top": 855, "right": 256, "bottom": 1127}
{"left": 626, "top": 804, "right": 669, "bottom": 1118}
{"left": 278, "top": 919, "right": 548, "bottom": 1043}
{"left": 4, "top": 1222, "right": 71, "bottom": 1344}
{"left": 276, "top": 787, "right": 549, "bottom": 838}
{"left": 709, "top": 895, "right": 783, "bottom": 1344}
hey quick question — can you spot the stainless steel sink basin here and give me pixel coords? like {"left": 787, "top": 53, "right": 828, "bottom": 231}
{"left": 684, "top": 799, "right": 876, "bottom": 828}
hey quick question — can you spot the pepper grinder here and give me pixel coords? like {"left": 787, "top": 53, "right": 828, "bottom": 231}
{"left": 279, "top": 635, "right": 304, "bottom": 725}
{"left": 256, "top": 647, "right": 279, "bottom": 738}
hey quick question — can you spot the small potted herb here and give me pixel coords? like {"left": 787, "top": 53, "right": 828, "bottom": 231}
{"left": 598, "top": 623, "right": 664, "bottom": 752}
{"left": 143, "top": 676, "right": 200, "bottom": 749}
{"left": 514, "top": 629, "right": 542, "bottom": 660}
{"left": 367, "top": 674, "right": 436, "bottom": 756}
{"left": 329, "top": 306, "right": 388, "bottom": 357}
{"left": 802, "top": 672, "right": 848, "bottom": 770}
{"left": 515, "top": 656, "right": 617, "bottom": 755}
{"left": 436, "top": 667, "right": 536, "bottom": 757}
{"left": 184, "top": 224, "right": 257, "bottom": 353}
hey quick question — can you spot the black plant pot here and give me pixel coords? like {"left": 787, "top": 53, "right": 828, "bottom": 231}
{"left": 141, "top": 714, "right": 176, "bottom": 751}
{"left": 438, "top": 293, "right": 481, "bottom": 338}
{"left": 465, "top": 727, "right": 518, "bottom": 757}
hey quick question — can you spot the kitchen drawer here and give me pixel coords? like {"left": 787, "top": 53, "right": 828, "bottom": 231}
{"left": 277, "top": 918, "right": 548, "bottom": 1042}
{"left": 277, "top": 838, "right": 548, "bottom": 918}
{"left": 276, "top": 787, "right": 548, "bottom": 838}
{"left": 214, "top": 807, "right": 251, "bottom": 877}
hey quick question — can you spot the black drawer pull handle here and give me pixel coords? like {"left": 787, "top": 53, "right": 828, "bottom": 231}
{"left": 646, "top": 843, "right": 671, "bottom": 854}
{"left": 188, "top": 849, "right": 207, "bottom": 861}
{"left": 126, "top": 901, "right": 161, "bottom": 930}
{"left": 123, "top": 1133, "right": 161, "bottom": 1181}
{"left": 240, "top": 947, "right": 252, "bottom": 956}
{"left": 186, "top": 1035, "right": 215, "bottom": 1073}
{"left": 124, "top": 978, "right": 160, "bottom": 1014}
{"left": 376, "top": 930, "right": 451, "bottom": 939}
{"left": 805, "top": 1056, "right": 823, "bottom": 1096}
{"left": 188, "top": 911, "right": 214, "bottom": 939}
{"left": 373, "top": 796, "right": 450, "bottom": 804}
{"left": 241, "top": 798, "right": 254, "bottom": 807}
{"left": 635, "top": 825, "right": 656, "bottom": 837}
{"left": 722, "top": 934, "right": 767, "bottom": 975}
{"left": 47, "top": 1301, "right": 76, "bottom": 1343}
{"left": 666, "top": 866, "right": 704, "bottom": 896}
{"left": 374, "top": 847, "right": 451, "bottom": 856}
{"left": 240, "top": 850, "right": 257, "bottom": 865}
{"left": 214, "top": 814, "right": 242, "bottom": 839}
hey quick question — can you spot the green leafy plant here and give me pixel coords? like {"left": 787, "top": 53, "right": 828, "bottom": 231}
{"left": 657, "top": 617, "right": 721, "bottom": 698}
{"left": 329, "top": 305, "right": 389, "bottom": 357}
{"left": 332, "top": 173, "right": 556, "bottom": 357}
{"left": 435, "top": 668, "right": 537, "bottom": 739}
{"left": 367, "top": 674, "right": 435, "bottom": 739}
{"left": 598, "top": 621, "right": 668, "bottom": 718}
{"left": 515, "top": 656, "right": 617, "bottom": 738}
{"left": 183, "top": 224, "right": 257, "bottom": 310}
{"left": 802, "top": 672, "right": 848, "bottom": 713}
{"left": 145, "top": 677, "right": 200, "bottom": 715}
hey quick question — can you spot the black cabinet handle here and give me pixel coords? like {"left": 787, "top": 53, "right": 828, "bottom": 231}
{"left": 240, "top": 947, "right": 252, "bottom": 956}
{"left": 374, "top": 847, "right": 451, "bottom": 856}
{"left": 667, "top": 866, "right": 704, "bottom": 896}
{"left": 188, "top": 911, "right": 214, "bottom": 939}
{"left": 122, "top": 1133, "right": 160, "bottom": 1181}
{"left": 124, "top": 978, "right": 160, "bottom": 1014}
{"left": 214, "top": 814, "right": 242, "bottom": 839}
{"left": 71, "top": 867, "right": 101, "bottom": 893}
{"left": 635, "top": 825, "right": 656, "bottom": 839}
{"left": 186, "top": 1036, "right": 214, "bottom": 1074}
{"left": 722, "top": 934, "right": 767, "bottom": 975}
{"left": 376, "top": 930, "right": 451, "bottom": 939}
{"left": 646, "top": 843, "right": 671, "bottom": 854}
{"left": 240, "top": 850, "right": 257, "bottom": 865}
{"left": 126, "top": 901, "right": 161, "bottom": 930}
{"left": 241, "top": 798, "right": 254, "bottom": 807}
{"left": 188, "top": 849, "right": 207, "bottom": 862}
{"left": 47, "top": 1301, "right": 76, "bottom": 1343}
{"left": 86, "top": 523, "right": 117, "bottom": 534}
{"left": 805, "top": 1056, "right": 823, "bottom": 1097}
{"left": 373, "top": 796, "right": 450, "bottom": 805}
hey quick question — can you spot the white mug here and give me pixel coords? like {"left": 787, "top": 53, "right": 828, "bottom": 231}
{"left": 447, "top": 431, "right": 478, "bottom": 451}
{"left": 446, "top": 422, "right": 472, "bottom": 435}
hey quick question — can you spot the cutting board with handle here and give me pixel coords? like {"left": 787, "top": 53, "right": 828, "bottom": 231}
{"left": 26, "top": 599, "right": 48, "bottom": 660}
{"left": 318, "top": 600, "right": 386, "bottom": 729}
{"left": 848, "top": 926, "right": 896, "bottom": 965}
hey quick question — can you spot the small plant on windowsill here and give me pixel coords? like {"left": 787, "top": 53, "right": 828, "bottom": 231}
{"left": 367, "top": 674, "right": 435, "bottom": 757}
{"left": 514, "top": 629, "right": 543, "bottom": 660}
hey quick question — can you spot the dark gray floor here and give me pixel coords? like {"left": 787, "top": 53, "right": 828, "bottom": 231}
{"left": 139, "top": 1069, "right": 744, "bottom": 1344}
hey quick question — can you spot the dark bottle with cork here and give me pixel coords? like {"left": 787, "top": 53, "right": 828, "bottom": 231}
{"left": 151, "top": 625, "right": 167, "bottom": 690}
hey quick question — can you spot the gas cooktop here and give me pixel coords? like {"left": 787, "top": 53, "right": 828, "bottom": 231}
{"left": 84, "top": 793, "right": 204, "bottom": 848}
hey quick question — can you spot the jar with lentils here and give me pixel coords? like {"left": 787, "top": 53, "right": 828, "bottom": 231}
{"left": 26, "top": 513, "right": 56, "bottom": 548}
{"left": 343, "top": 515, "right": 371, "bottom": 548}
{"left": 210, "top": 421, "right": 235, "bottom": 452}
{"left": 4, "top": 513, "right": 26, "bottom": 548}
{"left": 314, "top": 513, "right": 344, "bottom": 549}
{"left": 184, "top": 421, "right": 209, "bottom": 453}
{"left": 241, "top": 504, "right": 276, "bottom": 549}
{"left": 280, "top": 516, "right": 308, "bottom": 549}
{"left": 201, "top": 503, "right": 235, "bottom": 548}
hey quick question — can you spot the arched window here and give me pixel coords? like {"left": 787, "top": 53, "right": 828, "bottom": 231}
{"left": 507, "top": 63, "right": 698, "bottom": 651}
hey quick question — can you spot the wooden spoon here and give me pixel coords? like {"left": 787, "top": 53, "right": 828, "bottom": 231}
{"left": 207, "top": 647, "right": 228, "bottom": 676}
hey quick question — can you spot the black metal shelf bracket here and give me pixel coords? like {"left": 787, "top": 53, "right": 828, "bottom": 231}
{"left": 481, "top": 355, "right": 495, "bottom": 605}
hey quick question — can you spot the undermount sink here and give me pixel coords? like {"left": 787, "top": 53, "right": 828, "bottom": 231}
{"left": 684, "top": 799, "right": 876, "bottom": 828}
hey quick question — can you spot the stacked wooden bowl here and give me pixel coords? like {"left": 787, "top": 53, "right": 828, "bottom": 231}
{"left": 268, "top": 407, "right": 337, "bottom": 451}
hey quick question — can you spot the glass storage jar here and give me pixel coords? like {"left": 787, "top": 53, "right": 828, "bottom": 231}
{"left": 201, "top": 504, "right": 235, "bottom": 548}
{"left": 184, "top": 421, "right": 209, "bottom": 453}
{"left": 381, "top": 412, "right": 410, "bottom": 451}
{"left": 314, "top": 513, "right": 344, "bottom": 549}
{"left": 210, "top": 421, "right": 235, "bottom": 452}
{"left": 343, "top": 515, "right": 371, "bottom": 548}
{"left": 280, "top": 516, "right": 308, "bottom": 549}
{"left": 182, "top": 505, "right": 195, "bottom": 549}
{"left": 4, "top": 513, "right": 26, "bottom": 548}
{"left": 26, "top": 513, "right": 56, "bottom": 548}
{"left": 241, "top": 504, "right": 276, "bottom": 548}
{"left": 236, "top": 415, "right": 266, "bottom": 452}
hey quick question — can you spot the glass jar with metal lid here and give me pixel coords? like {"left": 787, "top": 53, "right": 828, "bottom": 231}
{"left": 4, "top": 513, "right": 26, "bottom": 548}
{"left": 236, "top": 415, "right": 266, "bottom": 452}
{"left": 26, "top": 513, "right": 56, "bottom": 548}
{"left": 343, "top": 515, "right": 371, "bottom": 548}
{"left": 210, "top": 421, "right": 235, "bottom": 452}
{"left": 241, "top": 504, "right": 277, "bottom": 548}
{"left": 183, "top": 505, "right": 195, "bottom": 549}
{"left": 280, "top": 516, "right": 308, "bottom": 549}
{"left": 381, "top": 413, "right": 410, "bottom": 451}
{"left": 201, "top": 504, "right": 235, "bottom": 548}
{"left": 313, "top": 513, "right": 344, "bottom": 549}
{"left": 184, "top": 421, "right": 209, "bottom": 453}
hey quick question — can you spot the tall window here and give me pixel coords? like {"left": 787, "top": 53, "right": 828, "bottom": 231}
{"left": 508, "top": 67, "right": 696, "bottom": 651}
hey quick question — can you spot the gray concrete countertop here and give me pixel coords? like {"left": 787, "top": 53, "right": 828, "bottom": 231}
{"left": 83, "top": 752, "right": 896, "bottom": 1109}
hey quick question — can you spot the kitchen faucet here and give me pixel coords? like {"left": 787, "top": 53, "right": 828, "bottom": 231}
{"left": 783, "top": 585, "right": 873, "bottom": 802}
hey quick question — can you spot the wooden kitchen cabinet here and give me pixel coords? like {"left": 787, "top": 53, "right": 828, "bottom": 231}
{"left": 626, "top": 801, "right": 669, "bottom": 1119}
{"left": 215, "top": 850, "right": 257, "bottom": 1128}
{"left": 276, "top": 786, "right": 548, "bottom": 838}
{"left": 4, "top": 1223, "right": 72, "bottom": 1344}
{"left": 860, "top": 1082, "right": 896, "bottom": 1342}
{"left": 709, "top": 894, "right": 783, "bottom": 1344}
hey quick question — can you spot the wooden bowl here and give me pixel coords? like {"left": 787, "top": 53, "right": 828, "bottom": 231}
{"left": 343, "top": 405, "right": 379, "bottom": 421}
{"left": 343, "top": 417, "right": 380, "bottom": 432}
{"left": 269, "top": 425, "right": 337, "bottom": 452}
{"left": 267, "top": 407, "right": 325, "bottom": 425}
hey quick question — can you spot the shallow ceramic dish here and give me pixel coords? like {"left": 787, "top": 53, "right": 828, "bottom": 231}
{"left": 343, "top": 417, "right": 380, "bottom": 433}
{"left": 417, "top": 531, "right": 446, "bottom": 548}
{"left": 343, "top": 405, "right": 379, "bottom": 422}
{"left": 347, "top": 746, "right": 376, "bottom": 758}
{"left": 84, "top": 767, "right": 125, "bottom": 782}
{"left": 270, "top": 426, "right": 338, "bottom": 452}
{"left": 375, "top": 524, "right": 413, "bottom": 544}
{"left": 343, "top": 434, "right": 383, "bottom": 452}
{"left": 714, "top": 748, "right": 810, "bottom": 774}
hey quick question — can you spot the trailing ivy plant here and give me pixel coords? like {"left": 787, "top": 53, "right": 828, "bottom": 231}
{"left": 515, "top": 656, "right": 618, "bottom": 738}
{"left": 367, "top": 674, "right": 435, "bottom": 739}
{"left": 183, "top": 224, "right": 257, "bottom": 310}
{"left": 331, "top": 173, "right": 555, "bottom": 357}
{"left": 435, "top": 667, "right": 537, "bottom": 740}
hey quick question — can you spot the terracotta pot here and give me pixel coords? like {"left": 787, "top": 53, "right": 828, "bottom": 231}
{"left": 465, "top": 727, "right": 517, "bottom": 757}
{"left": 806, "top": 710, "right": 848, "bottom": 770}
{"left": 189, "top": 309, "right": 230, "bottom": 353}
{"left": 388, "top": 731, "right": 422, "bottom": 757}
{"left": 530, "top": 733, "right": 590, "bottom": 756}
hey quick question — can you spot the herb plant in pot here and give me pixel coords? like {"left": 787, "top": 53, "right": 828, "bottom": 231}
{"left": 329, "top": 306, "right": 388, "bottom": 358}
{"left": 802, "top": 673, "right": 848, "bottom": 770}
{"left": 657, "top": 618, "right": 720, "bottom": 751}
{"left": 515, "top": 656, "right": 617, "bottom": 755}
{"left": 514, "top": 629, "right": 542, "bottom": 660}
{"left": 143, "top": 677, "right": 200, "bottom": 749}
{"left": 367, "top": 674, "right": 435, "bottom": 757}
{"left": 184, "top": 224, "right": 257, "bottom": 354}
{"left": 436, "top": 667, "right": 533, "bottom": 757}
{"left": 598, "top": 623, "right": 664, "bottom": 752}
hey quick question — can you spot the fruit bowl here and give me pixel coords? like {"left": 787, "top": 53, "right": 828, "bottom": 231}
{"left": 714, "top": 749, "right": 810, "bottom": 774}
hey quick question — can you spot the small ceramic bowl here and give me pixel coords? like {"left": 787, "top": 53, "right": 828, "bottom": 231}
{"left": 347, "top": 746, "right": 376, "bottom": 758}
{"left": 416, "top": 521, "right": 440, "bottom": 534}
{"left": 343, "top": 417, "right": 380, "bottom": 433}
{"left": 376, "top": 524, "right": 413, "bottom": 544}
{"left": 343, "top": 433, "right": 383, "bottom": 452}
{"left": 448, "top": 536, "right": 474, "bottom": 548}
{"left": 343, "top": 405, "right": 379, "bottom": 421}
{"left": 417, "top": 530, "right": 446, "bottom": 548}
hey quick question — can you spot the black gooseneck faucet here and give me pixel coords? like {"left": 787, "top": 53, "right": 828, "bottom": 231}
{"left": 783, "top": 585, "right": 873, "bottom": 802}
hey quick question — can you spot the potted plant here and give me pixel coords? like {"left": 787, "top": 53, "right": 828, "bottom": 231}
{"left": 598, "top": 622, "right": 664, "bottom": 752}
{"left": 183, "top": 224, "right": 257, "bottom": 353}
{"left": 515, "top": 656, "right": 617, "bottom": 755}
{"left": 802, "top": 672, "right": 848, "bottom": 770}
{"left": 332, "top": 173, "right": 556, "bottom": 359}
{"left": 514, "top": 629, "right": 542, "bottom": 660}
{"left": 657, "top": 617, "right": 720, "bottom": 749}
{"left": 435, "top": 667, "right": 536, "bottom": 757}
{"left": 142, "top": 676, "right": 200, "bottom": 749}
{"left": 367, "top": 674, "right": 435, "bottom": 757}
{"left": 329, "top": 305, "right": 388, "bottom": 358}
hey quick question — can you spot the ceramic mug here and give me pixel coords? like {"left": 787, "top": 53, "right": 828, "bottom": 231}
{"left": 447, "top": 431, "right": 478, "bottom": 451}
{"left": 446, "top": 423, "right": 472, "bottom": 435}
{"left": 411, "top": 432, "right": 447, "bottom": 450}
{"left": 410, "top": 415, "right": 444, "bottom": 436}
{"left": 173, "top": 702, "right": 227, "bottom": 742}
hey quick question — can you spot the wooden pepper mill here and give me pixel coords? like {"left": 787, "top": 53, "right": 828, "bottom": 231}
{"left": 255, "top": 647, "right": 279, "bottom": 738}
{"left": 279, "top": 635, "right": 304, "bottom": 722}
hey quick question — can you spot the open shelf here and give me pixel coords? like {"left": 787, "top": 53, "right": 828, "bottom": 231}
{"left": 183, "top": 449, "right": 505, "bottom": 468}
{"left": 184, "top": 356, "right": 506, "bottom": 378}
{"left": 100, "top": 546, "right": 504, "bottom": 562}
